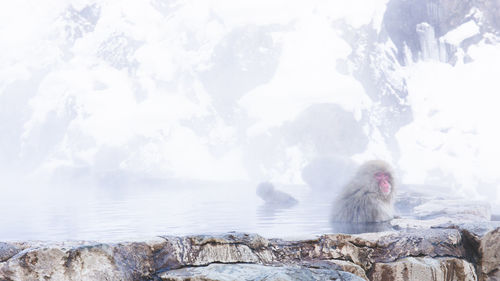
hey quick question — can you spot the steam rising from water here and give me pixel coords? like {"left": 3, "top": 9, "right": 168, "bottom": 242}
{"left": 1, "top": 0, "right": 500, "bottom": 239}
{"left": 0, "top": 0, "right": 387, "bottom": 184}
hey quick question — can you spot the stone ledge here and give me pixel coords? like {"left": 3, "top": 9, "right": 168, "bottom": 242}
{"left": 1, "top": 225, "right": 498, "bottom": 281}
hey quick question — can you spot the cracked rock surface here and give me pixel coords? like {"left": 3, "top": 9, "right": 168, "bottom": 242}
{"left": 0, "top": 222, "right": 497, "bottom": 281}
{"left": 160, "top": 264, "right": 365, "bottom": 281}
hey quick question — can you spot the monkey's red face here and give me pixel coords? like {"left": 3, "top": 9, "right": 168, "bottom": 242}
{"left": 375, "top": 172, "right": 391, "bottom": 195}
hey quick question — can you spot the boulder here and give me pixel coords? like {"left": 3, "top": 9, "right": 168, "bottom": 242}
{"left": 0, "top": 229, "right": 474, "bottom": 280}
{"left": 0, "top": 239, "right": 166, "bottom": 281}
{"left": 0, "top": 242, "right": 21, "bottom": 262}
{"left": 370, "top": 257, "right": 477, "bottom": 281}
{"left": 160, "top": 263, "right": 365, "bottom": 281}
{"left": 478, "top": 227, "right": 500, "bottom": 281}
{"left": 414, "top": 199, "right": 491, "bottom": 221}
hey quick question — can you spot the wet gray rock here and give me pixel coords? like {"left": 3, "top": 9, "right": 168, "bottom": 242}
{"left": 370, "top": 229, "right": 465, "bottom": 263}
{"left": 160, "top": 263, "right": 365, "bottom": 281}
{"left": 0, "top": 228, "right": 478, "bottom": 281}
{"left": 154, "top": 229, "right": 469, "bottom": 277}
{"left": 0, "top": 242, "right": 21, "bottom": 262}
{"left": 392, "top": 186, "right": 493, "bottom": 232}
{"left": 479, "top": 227, "right": 500, "bottom": 281}
{"left": 310, "top": 260, "right": 368, "bottom": 280}
{"left": 370, "top": 257, "right": 477, "bottom": 281}
{"left": 390, "top": 187, "right": 500, "bottom": 281}
{"left": 414, "top": 199, "right": 491, "bottom": 221}
{"left": 448, "top": 221, "right": 500, "bottom": 237}
{"left": 155, "top": 233, "right": 272, "bottom": 270}
{"left": 0, "top": 239, "right": 167, "bottom": 281}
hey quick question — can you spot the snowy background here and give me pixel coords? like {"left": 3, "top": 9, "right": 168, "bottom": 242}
{"left": 1, "top": 0, "right": 500, "bottom": 225}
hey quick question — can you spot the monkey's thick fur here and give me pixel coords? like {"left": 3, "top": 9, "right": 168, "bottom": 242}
{"left": 331, "top": 160, "right": 396, "bottom": 223}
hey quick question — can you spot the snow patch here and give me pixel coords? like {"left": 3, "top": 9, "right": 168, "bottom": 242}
{"left": 441, "top": 20, "right": 480, "bottom": 46}
{"left": 397, "top": 43, "right": 500, "bottom": 205}
{"left": 239, "top": 15, "right": 371, "bottom": 136}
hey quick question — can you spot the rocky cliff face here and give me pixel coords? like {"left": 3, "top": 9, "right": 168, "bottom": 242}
{"left": 341, "top": 0, "right": 500, "bottom": 154}
{"left": 383, "top": 0, "right": 498, "bottom": 64}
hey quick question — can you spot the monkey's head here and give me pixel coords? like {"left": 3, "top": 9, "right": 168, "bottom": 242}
{"left": 257, "top": 182, "right": 275, "bottom": 198}
{"left": 356, "top": 160, "right": 395, "bottom": 201}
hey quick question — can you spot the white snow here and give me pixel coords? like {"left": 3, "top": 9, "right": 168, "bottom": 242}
{"left": 239, "top": 15, "right": 371, "bottom": 135}
{"left": 397, "top": 41, "right": 500, "bottom": 205}
{"left": 441, "top": 20, "right": 480, "bottom": 46}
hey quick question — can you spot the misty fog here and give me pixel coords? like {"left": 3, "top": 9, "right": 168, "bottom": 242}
{"left": 1, "top": 0, "right": 499, "bottom": 240}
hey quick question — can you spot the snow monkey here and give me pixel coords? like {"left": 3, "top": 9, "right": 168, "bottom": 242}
{"left": 256, "top": 182, "right": 298, "bottom": 207}
{"left": 331, "top": 160, "right": 396, "bottom": 223}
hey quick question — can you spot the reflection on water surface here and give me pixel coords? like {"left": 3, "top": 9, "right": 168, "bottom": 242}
{"left": 1, "top": 182, "right": 344, "bottom": 241}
